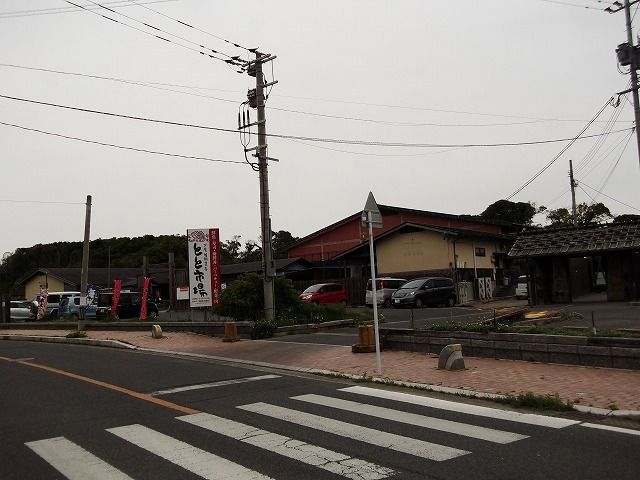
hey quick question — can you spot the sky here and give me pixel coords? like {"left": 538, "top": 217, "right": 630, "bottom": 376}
{"left": 1, "top": 0, "right": 639, "bottom": 260}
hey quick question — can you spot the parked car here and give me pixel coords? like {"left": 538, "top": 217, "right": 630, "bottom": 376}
{"left": 365, "top": 278, "right": 408, "bottom": 308}
{"left": 58, "top": 295, "right": 98, "bottom": 320}
{"left": 10, "top": 301, "right": 36, "bottom": 321}
{"left": 33, "top": 291, "right": 81, "bottom": 318}
{"left": 516, "top": 275, "right": 529, "bottom": 300}
{"left": 299, "top": 283, "right": 347, "bottom": 305}
{"left": 96, "top": 291, "right": 159, "bottom": 319}
{"left": 391, "top": 277, "right": 456, "bottom": 308}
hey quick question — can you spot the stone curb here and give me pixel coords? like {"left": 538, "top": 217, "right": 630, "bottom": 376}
{"left": 3, "top": 334, "right": 640, "bottom": 419}
{"left": 0, "top": 334, "right": 136, "bottom": 350}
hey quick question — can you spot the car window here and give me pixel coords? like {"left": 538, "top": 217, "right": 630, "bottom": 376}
{"left": 391, "top": 280, "right": 406, "bottom": 289}
{"left": 73, "top": 298, "right": 80, "bottom": 306}
{"left": 400, "top": 279, "right": 423, "bottom": 289}
{"left": 435, "top": 279, "right": 452, "bottom": 288}
{"left": 303, "top": 285, "right": 322, "bottom": 294}
{"left": 47, "top": 295, "right": 60, "bottom": 303}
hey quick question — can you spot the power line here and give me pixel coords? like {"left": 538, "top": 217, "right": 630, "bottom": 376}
{"left": 537, "top": 0, "right": 611, "bottom": 10}
{"left": 0, "top": 63, "right": 563, "bottom": 128}
{"left": 0, "top": 199, "right": 85, "bottom": 205}
{"left": 81, "top": 0, "right": 244, "bottom": 65}
{"left": 0, "top": 92, "right": 633, "bottom": 148}
{"left": 580, "top": 182, "right": 640, "bottom": 212}
{"left": 0, "top": 0, "right": 174, "bottom": 18}
{"left": 0, "top": 120, "right": 246, "bottom": 165}
{"left": 505, "top": 97, "right": 616, "bottom": 200}
{"left": 64, "top": 1, "right": 242, "bottom": 70}
{"left": 125, "top": 0, "right": 252, "bottom": 52}
{"left": 595, "top": 129, "right": 634, "bottom": 195}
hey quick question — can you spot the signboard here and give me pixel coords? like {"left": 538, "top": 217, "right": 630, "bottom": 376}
{"left": 187, "top": 228, "right": 222, "bottom": 308}
{"left": 362, "top": 191, "right": 383, "bottom": 228}
{"left": 176, "top": 286, "right": 190, "bottom": 301}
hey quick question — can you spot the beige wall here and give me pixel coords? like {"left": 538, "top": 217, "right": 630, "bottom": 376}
{"left": 376, "top": 231, "right": 503, "bottom": 275}
{"left": 376, "top": 231, "right": 453, "bottom": 274}
{"left": 454, "top": 239, "right": 501, "bottom": 270}
{"left": 24, "top": 275, "right": 65, "bottom": 300}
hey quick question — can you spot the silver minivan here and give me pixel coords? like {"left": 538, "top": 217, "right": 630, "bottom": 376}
{"left": 365, "top": 278, "right": 408, "bottom": 308}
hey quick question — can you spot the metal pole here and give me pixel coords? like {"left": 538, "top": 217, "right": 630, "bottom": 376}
{"left": 368, "top": 211, "right": 382, "bottom": 375}
{"left": 78, "top": 194, "right": 91, "bottom": 331}
{"left": 255, "top": 53, "right": 275, "bottom": 322}
{"left": 569, "top": 160, "right": 577, "bottom": 227}
{"left": 624, "top": 0, "right": 640, "bottom": 169}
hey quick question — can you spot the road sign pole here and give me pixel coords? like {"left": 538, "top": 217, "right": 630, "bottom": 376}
{"left": 368, "top": 210, "right": 382, "bottom": 375}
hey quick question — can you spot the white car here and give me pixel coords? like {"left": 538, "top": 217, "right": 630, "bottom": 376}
{"left": 515, "top": 275, "right": 529, "bottom": 300}
{"left": 10, "top": 301, "right": 36, "bottom": 321}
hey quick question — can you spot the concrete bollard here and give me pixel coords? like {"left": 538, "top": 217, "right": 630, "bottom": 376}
{"left": 352, "top": 324, "right": 376, "bottom": 353}
{"left": 151, "top": 324, "right": 163, "bottom": 339}
{"left": 438, "top": 343, "right": 465, "bottom": 371}
{"left": 223, "top": 321, "right": 240, "bottom": 342}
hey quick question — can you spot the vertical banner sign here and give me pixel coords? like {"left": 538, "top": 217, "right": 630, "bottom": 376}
{"left": 111, "top": 280, "right": 122, "bottom": 319}
{"left": 209, "top": 228, "right": 221, "bottom": 307}
{"left": 140, "top": 276, "right": 151, "bottom": 320}
{"left": 187, "top": 228, "right": 221, "bottom": 308}
{"left": 37, "top": 287, "right": 48, "bottom": 321}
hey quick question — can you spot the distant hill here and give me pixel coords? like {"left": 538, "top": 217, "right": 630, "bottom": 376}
{"left": 0, "top": 234, "right": 188, "bottom": 294}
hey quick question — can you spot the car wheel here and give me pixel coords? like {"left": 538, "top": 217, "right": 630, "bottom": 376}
{"left": 414, "top": 298, "right": 423, "bottom": 308}
{"left": 149, "top": 310, "right": 158, "bottom": 319}
{"left": 447, "top": 296, "right": 455, "bottom": 307}
{"left": 383, "top": 299, "right": 392, "bottom": 308}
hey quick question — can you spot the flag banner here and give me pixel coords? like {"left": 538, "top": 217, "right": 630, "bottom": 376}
{"left": 140, "top": 276, "right": 151, "bottom": 320}
{"left": 111, "top": 280, "right": 122, "bottom": 318}
{"left": 187, "top": 228, "right": 221, "bottom": 308}
{"left": 37, "top": 288, "right": 48, "bottom": 321}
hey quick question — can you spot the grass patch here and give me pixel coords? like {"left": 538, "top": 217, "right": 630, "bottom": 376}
{"left": 66, "top": 330, "right": 87, "bottom": 339}
{"left": 494, "top": 391, "right": 573, "bottom": 411}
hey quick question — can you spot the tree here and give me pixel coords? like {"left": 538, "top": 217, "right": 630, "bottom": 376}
{"left": 480, "top": 200, "right": 542, "bottom": 225}
{"left": 272, "top": 230, "right": 300, "bottom": 258}
{"left": 546, "top": 202, "right": 613, "bottom": 228}
{"left": 614, "top": 214, "right": 640, "bottom": 223}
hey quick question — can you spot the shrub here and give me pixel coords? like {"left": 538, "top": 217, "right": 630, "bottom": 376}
{"left": 66, "top": 330, "right": 87, "bottom": 338}
{"left": 495, "top": 391, "right": 573, "bottom": 411}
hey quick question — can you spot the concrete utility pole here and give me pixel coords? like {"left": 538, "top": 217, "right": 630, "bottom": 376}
{"left": 569, "top": 160, "right": 578, "bottom": 227}
{"left": 247, "top": 51, "right": 278, "bottom": 322}
{"left": 608, "top": 0, "right": 640, "bottom": 169}
{"left": 78, "top": 194, "right": 92, "bottom": 331}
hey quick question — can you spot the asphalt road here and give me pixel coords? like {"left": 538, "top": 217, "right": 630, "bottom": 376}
{"left": 2, "top": 340, "right": 638, "bottom": 480}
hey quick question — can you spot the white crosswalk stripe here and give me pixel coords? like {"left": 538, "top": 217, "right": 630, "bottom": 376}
{"left": 107, "top": 424, "right": 273, "bottom": 480}
{"left": 26, "top": 437, "right": 134, "bottom": 480}
{"left": 178, "top": 412, "right": 394, "bottom": 480}
{"left": 238, "top": 402, "right": 470, "bottom": 461}
{"left": 341, "top": 386, "right": 580, "bottom": 428}
{"left": 292, "top": 394, "right": 528, "bottom": 444}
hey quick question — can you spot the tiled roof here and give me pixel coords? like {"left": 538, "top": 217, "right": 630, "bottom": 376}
{"left": 508, "top": 222, "right": 640, "bottom": 257}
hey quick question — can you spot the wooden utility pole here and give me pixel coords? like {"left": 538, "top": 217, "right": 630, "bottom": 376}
{"left": 78, "top": 194, "right": 92, "bottom": 331}
{"left": 569, "top": 160, "right": 578, "bottom": 227}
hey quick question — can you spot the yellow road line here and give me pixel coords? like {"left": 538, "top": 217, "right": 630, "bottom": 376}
{"left": 0, "top": 357, "right": 200, "bottom": 415}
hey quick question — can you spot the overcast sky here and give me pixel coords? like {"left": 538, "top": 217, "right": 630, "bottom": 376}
{"left": 1, "top": 0, "right": 638, "bottom": 259}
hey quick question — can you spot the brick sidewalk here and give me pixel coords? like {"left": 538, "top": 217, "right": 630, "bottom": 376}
{"left": 3, "top": 329, "right": 640, "bottom": 411}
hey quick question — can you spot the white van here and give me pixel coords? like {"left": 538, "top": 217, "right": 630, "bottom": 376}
{"left": 515, "top": 276, "right": 528, "bottom": 300}
{"left": 365, "top": 278, "right": 407, "bottom": 308}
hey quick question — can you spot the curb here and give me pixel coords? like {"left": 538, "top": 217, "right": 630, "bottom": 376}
{"left": 3, "top": 334, "right": 640, "bottom": 419}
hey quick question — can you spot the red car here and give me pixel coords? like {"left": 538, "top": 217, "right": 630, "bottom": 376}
{"left": 299, "top": 283, "right": 347, "bottom": 305}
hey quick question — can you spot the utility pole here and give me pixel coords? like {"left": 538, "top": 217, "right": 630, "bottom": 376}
{"left": 246, "top": 51, "right": 278, "bottom": 322}
{"left": 78, "top": 194, "right": 91, "bottom": 332}
{"left": 608, "top": 0, "right": 640, "bottom": 168}
{"left": 569, "top": 160, "right": 578, "bottom": 227}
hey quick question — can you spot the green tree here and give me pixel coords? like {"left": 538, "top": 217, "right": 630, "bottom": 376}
{"left": 613, "top": 214, "right": 640, "bottom": 223}
{"left": 546, "top": 202, "right": 613, "bottom": 228}
{"left": 272, "top": 230, "right": 300, "bottom": 258}
{"left": 480, "top": 200, "right": 542, "bottom": 225}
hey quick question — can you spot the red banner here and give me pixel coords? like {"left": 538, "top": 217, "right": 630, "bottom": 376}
{"left": 111, "top": 280, "right": 122, "bottom": 319}
{"left": 140, "top": 276, "right": 151, "bottom": 320}
{"left": 209, "top": 228, "right": 221, "bottom": 307}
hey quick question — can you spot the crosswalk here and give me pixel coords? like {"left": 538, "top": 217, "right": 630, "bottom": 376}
{"left": 26, "top": 385, "right": 583, "bottom": 479}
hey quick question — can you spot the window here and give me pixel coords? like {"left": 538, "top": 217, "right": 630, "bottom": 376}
{"left": 475, "top": 247, "right": 486, "bottom": 257}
